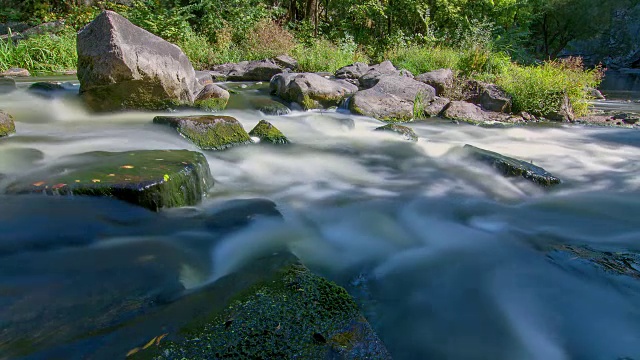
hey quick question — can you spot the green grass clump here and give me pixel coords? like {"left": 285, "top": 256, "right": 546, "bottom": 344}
{"left": 496, "top": 58, "right": 603, "bottom": 118}
{"left": 292, "top": 39, "right": 368, "bottom": 73}
{"left": 0, "top": 27, "right": 77, "bottom": 74}
{"left": 387, "top": 45, "right": 461, "bottom": 75}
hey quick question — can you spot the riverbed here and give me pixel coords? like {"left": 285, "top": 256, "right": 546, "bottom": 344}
{"left": 1, "top": 76, "right": 639, "bottom": 359}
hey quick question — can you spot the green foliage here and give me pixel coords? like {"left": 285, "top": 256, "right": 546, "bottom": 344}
{"left": 124, "top": 0, "right": 194, "bottom": 44}
{"left": 292, "top": 39, "right": 369, "bottom": 73}
{"left": 387, "top": 46, "right": 460, "bottom": 75}
{"left": 496, "top": 58, "right": 604, "bottom": 117}
{"left": 0, "top": 27, "right": 76, "bottom": 73}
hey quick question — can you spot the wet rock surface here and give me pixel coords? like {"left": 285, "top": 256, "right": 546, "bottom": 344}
{"left": 464, "top": 144, "right": 561, "bottom": 187}
{"left": 0, "top": 77, "right": 17, "bottom": 94}
{"left": 270, "top": 72, "right": 358, "bottom": 110}
{"left": 249, "top": 120, "right": 290, "bottom": 144}
{"left": 154, "top": 115, "right": 252, "bottom": 150}
{"left": 194, "top": 83, "right": 230, "bottom": 111}
{"left": 374, "top": 124, "right": 419, "bottom": 142}
{"left": 5, "top": 150, "right": 214, "bottom": 210}
{"left": 0, "top": 109, "right": 15, "bottom": 137}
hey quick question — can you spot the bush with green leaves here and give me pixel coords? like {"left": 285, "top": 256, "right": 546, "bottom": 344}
{"left": 0, "top": 27, "right": 76, "bottom": 73}
{"left": 292, "top": 39, "right": 369, "bottom": 73}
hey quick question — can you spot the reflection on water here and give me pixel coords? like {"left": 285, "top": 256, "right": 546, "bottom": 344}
{"left": 1, "top": 79, "right": 640, "bottom": 359}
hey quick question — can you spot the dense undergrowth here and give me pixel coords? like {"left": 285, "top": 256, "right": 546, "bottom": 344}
{"left": 0, "top": 0, "right": 604, "bottom": 117}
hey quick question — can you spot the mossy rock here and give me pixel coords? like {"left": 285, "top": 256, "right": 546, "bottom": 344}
{"left": 195, "top": 97, "right": 228, "bottom": 111}
{"left": 464, "top": 144, "right": 561, "bottom": 187}
{"left": 154, "top": 115, "right": 253, "bottom": 150}
{"left": 6, "top": 150, "right": 213, "bottom": 211}
{"left": 374, "top": 124, "right": 418, "bottom": 142}
{"left": 130, "top": 252, "right": 391, "bottom": 360}
{"left": 250, "top": 98, "right": 291, "bottom": 115}
{"left": 249, "top": 120, "right": 290, "bottom": 144}
{"left": 0, "top": 110, "right": 15, "bottom": 137}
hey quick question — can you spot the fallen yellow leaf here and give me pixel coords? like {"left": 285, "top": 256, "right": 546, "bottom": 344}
{"left": 92, "top": 179, "right": 101, "bottom": 183}
{"left": 108, "top": 173, "right": 115, "bottom": 177}
{"left": 32, "top": 181, "right": 45, "bottom": 186}
{"left": 126, "top": 347, "right": 140, "bottom": 357}
{"left": 156, "top": 333, "right": 168, "bottom": 345}
{"left": 121, "top": 165, "right": 135, "bottom": 169}
{"left": 142, "top": 336, "right": 157, "bottom": 350}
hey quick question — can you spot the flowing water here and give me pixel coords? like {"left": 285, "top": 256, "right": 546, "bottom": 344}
{"left": 1, "top": 77, "right": 640, "bottom": 359}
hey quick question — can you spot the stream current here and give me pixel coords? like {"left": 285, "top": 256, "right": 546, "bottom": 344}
{"left": 0, "top": 77, "right": 639, "bottom": 359}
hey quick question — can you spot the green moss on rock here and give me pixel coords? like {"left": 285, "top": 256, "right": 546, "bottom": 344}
{"left": 6, "top": 150, "right": 213, "bottom": 211}
{"left": 249, "top": 120, "right": 290, "bottom": 144}
{"left": 154, "top": 115, "right": 253, "bottom": 150}
{"left": 0, "top": 110, "right": 16, "bottom": 137}
{"left": 195, "top": 97, "right": 227, "bottom": 111}
{"left": 136, "top": 252, "right": 391, "bottom": 360}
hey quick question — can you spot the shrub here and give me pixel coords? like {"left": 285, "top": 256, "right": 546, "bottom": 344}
{"left": 241, "top": 20, "right": 296, "bottom": 60}
{"left": 496, "top": 57, "right": 603, "bottom": 117}
{"left": 292, "top": 39, "right": 368, "bottom": 73}
{"left": 0, "top": 27, "right": 77, "bottom": 73}
{"left": 386, "top": 46, "right": 461, "bottom": 75}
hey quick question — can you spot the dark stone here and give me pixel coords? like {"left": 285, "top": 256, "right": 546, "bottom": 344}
{"left": 195, "top": 70, "right": 214, "bottom": 86}
{"left": 612, "top": 113, "right": 639, "bottom": 124}
{"left": 204, "top": 198, "right": 283, "bottom": 231}
{"left": 464, "top": 144, "right": 561, "bottom": 187}
{"left": 0, "top": 110, "right": 15, "bottom": 137}
{"left": 358, "top": 60, "right": 413, "bottom": 89}
{"left": 211, "top": 59, "right": 284, "bottom": 82}
{"left": 154, "top": 115, "right": 253, "bottom": 150}
{"left": 274, "top": 54, "right": 298, "bottom": 71}
{"left": 416, "top": 96, "right": 451, "bottom": 118}
{"left": 77, "top": 11, "right": 202, "bottom": 111}
{"left": 415, "top": 68, "right": 454, "bottom": 96}
{"left": 250, "top": 98, "right": 291, "bottom": 115}
{"left": 27, "top": 81, "right": 76, "bottom": 98}
{"left": 249, "top": 120, "right": 290, "bottom": 144}
{"left": 6, "top": 150, "right": 214, "bottom": 210}
{"left": 0, "top": 77, "right": 17, "bottom": 94}
{"left": 270, "top": 73, "right": 358, "bottom": 110}
{"left": 335, "top": 62, "right": 369, "bottom": 80}
{"left": 374, "top": 124, "right": 418, "bottom": 142}
{"left": 477, "top": 83, "right": 512, "bottom": 113}
{"left": 350, "top": 76, "right": 435, "bottom": 122}
{"left": 442, "top": 101, "right": 488, "bottom": 123}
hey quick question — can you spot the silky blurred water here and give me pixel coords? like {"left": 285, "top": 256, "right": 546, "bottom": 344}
{"left": 0, "top": 78, "right": 639, "bottom": 359}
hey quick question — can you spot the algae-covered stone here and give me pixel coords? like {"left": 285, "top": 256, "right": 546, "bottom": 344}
{"left": 464, "top": 144, "right": 561, "bottom": 187}
{"left": 0, "top": 110, "right": 15, "bottom": 137}
{"left": 138, "top": 252, "right": 391, "bottom": 360}
{"left": 194, "top": 84, "right": 229, "bottom": 111}
{"left": 249, "top": 120, "right": 290, "bottom": 144}
{"left": 374, "top": 124, "right": 418, "bottom": 142}
{"left": 154, "top": 115, "right": 252, "bottom": 150}
{"left": 250, "top": 97, "right": 291, "bottom": 115}
{"left": 6, "top": 150, "right": 213, "bottom": 211}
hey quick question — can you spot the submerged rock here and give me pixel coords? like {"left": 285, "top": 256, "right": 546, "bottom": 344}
{"left": 270, "top": 73, "right": 358, "bottom": 110}
{"left": 0, "top": 77, "right": 17, "bottom": 94}
{"left": 194, "top": 84, "right": 230, "bottom": 111}
{"left": 135, "top": 252, "right": 392, "bottom": 360}
{"left": 415, "top": 68, "right": 454, "bottom": 96}
{"left": 0, "top": 110, "right": 15, "bottom": 137}
{"left": 27, "top": 81, "right": 76, "bottom": 98}
{"left": 154, "top": 115, "right": 252, "bottom": 150}
{"left": 6, "top": 150, "right": 213, "bottom": 210}
{"left": 211, "top": 59, "right": 284, "bottom": 81}
{"left": 349, "top": 75, "right": 436, "bottom": 122}
{"left": 77, "top": 11, "right": 202, "bottom": 111}
{"left": 374, "top": 124, "right": 418, "bottom": 142}
{"left": 0, "top": 68, "right": 29, "bottom": 77}
{"left": 464, "top": 144, "right": 561, "bottom": 187}
{"left": 250, "top": 97, "right": 291, "bottom": 115}
{"left": 249, "top": 120, "right": 290, "bottom": 144}
{"left": 204, "top": 198, "right": 283, "bottom": 232}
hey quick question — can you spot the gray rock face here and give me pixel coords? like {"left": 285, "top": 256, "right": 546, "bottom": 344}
{"left": 416, "top": 96, "right": 451, "bottom": 118}
{"left": 195, "top": 84, "right": 230, "bottom": 111}
{"left": 443, "top": 101, "right": 488, "bottom": 123}
{"left": 415, "top": 68, "right": 454, "bottom": 96}
{"left": 77, "top": 11, "right": 202, "bottom": 111}
{"left": 350, "top": 76, "right": 436, "bottom": 122}
{"left": 250, "top": 98, "right": 291, "bottom": 115}
{"left": 588, "top": 87, "right": 605, "bottom": 99}
{"left": 374, "top": 124, "right": 418, "bottom": 142}
{"left": 274, "top": 54, "right": 298, "bottom": 71}
{"left": 211, "top": 59, "right": 284, "bottom": 81}
{"left": 0, "top": 77, "right": 17, "bottom": 94}
{"left": 195, "top": 70, "right": 214, "bottom": 86}
{"left": 0, "top": 110, "right": 15, "bottom": 137}
{"left": 477, "top": 82, "right": 512, "bottom": 113}
{"left": 335, "top": 62, "right": 369, "bottom": 80}
{"left": 359, "top": 60, "right": 413, "bottom": 89}
{"left": 270, "top": 72, "right": 358, "bottom": 110}
{"left": 464, "top": 144, "right": 561, "bottom": 187}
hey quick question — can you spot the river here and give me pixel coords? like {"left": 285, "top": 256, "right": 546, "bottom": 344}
{"left": 0, "top": 76, "right": 639, "bottom": 359}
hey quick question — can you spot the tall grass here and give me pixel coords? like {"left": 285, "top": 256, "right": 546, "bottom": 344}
{"left": 292, "top": 39, "right": 368, "bottom": 73}
{"left": 0, "top": 28, "right": 77, "bottom": 73}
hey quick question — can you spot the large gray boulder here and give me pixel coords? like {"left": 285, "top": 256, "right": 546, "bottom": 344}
{"left": 335, "top": 62, "right": 369, "bottom": 80}
{"left": 442, "top": 101, "right": 488, "bottom": 123}
{"left": 460, "top": 80, "right": 512, "bottom": 113}
{"left": 0, "top": 110, "right": 15, "bottom": 137}
{"left": 359, "top": 60, "right": 413, "bottom": 89}
{"left": 77, "top": 11, "right": 202, "bottom": 111}
{"left": 211, "top": 59, "right": 285, "bottom": 81}
{"left": 349, "top": 76, "right": 436, "bottom": 122}
{"left": 415, "top": 68, "right": 454, "bottom": 96}
{"left": 270, "top": 73, "right": 358, "bottom": 110}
